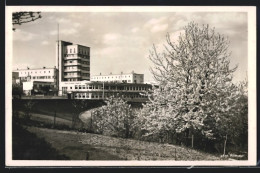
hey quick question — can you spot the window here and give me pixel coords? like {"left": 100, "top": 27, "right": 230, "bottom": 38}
{"left": 75, "top": 85, "right": 78, "bottom": 89}
{"left": 70, "top": 87, "right": 72, "bottom": 89}
{"left": 79, "top": 85, "right": 82, "bottom": 89}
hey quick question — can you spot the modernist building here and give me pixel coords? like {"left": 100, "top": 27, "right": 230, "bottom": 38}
{"left": 91, "top": 71, "right": 144, "bottom": 84}
{"left": 14, "top": 67, "right": 58, "bottom": 84}
{"left": 56, "top": 40, "right": 90, "bottom": 84}
{"left": 59, "top": 80, "right": 152, "bottom": 101}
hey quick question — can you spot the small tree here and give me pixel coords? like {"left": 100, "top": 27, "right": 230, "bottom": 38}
{"left": 23, "top": 100, "right": 35, "bottom": 121}
{"left": 12, "top": 84, "right": 23, "bottom": 99}
{"left": 71, "top": 100, "right": 88, "bottom": 129}
{"left": 145, "top": 22, "right": 240, "bottom": 149}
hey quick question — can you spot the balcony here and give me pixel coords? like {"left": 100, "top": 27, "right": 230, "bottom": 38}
{"left": 64, "top": 56, "right": 81, "bottom": 60}
{"left": 64, "top": 68, "right": 81, "bottom": 72}
{"left": 64, "top": 74, "right": 81, "bottom": 78}
{"left": 64, "top": 62, "right": 81, "bottom": 66}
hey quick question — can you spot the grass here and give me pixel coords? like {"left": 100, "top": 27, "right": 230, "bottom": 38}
{"left": 26, "top": 126, "right": 220, "bottom": 160}
{"left": 12, "top": 123, "right": 69, "bottom": 160}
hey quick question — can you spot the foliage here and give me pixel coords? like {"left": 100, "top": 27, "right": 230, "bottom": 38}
{"left": 71, "top": 100, "right": 88, "bottom": 128}
{"left": 23, "top": 100, "right": 35, "bottom": 120}
{"left": 12, "top": 12, "right": 41, "bottom": 31}
{"left": 142, "top": 22, "right": 247, "bottom": 152}
{"left": 91, "top": 96, "right": 135, "bottom": 138}
{"left": 12, "top": 84, "right": 23, "bottom": 98}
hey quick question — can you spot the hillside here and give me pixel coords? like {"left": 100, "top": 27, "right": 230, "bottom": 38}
{"left": 27, "top": 126, "right": 220, "bottom": 160}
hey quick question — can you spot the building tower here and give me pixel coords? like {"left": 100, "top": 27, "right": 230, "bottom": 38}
{"left": 56, "top": 40, "right": 91, "bottom": 84}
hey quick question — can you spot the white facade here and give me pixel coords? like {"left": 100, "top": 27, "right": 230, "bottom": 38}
{"left": 91, "top": 72, "right": 144, "bottom": 84}
{"left": 59, "top": 81, "right": 151, "bottom": 101}
{"left": 14, "top": 67, "right": 58, "bottom": 84}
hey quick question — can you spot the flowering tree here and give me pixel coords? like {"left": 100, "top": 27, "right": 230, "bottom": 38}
{"left": 92, "top": 96, "right": 135, "bottom": 138}
{"left": 144, "top": 22, "right": 243, "bottom": 149}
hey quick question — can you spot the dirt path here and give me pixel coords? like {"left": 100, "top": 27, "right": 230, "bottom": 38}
{"left": 27, "top": 126, "right": 220, "bottom": 160}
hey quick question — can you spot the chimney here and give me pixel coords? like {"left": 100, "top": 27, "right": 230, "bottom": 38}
{"left": 110, "top": 72, "right": 112, "bottom": 75}
{"left": 121, "top": 71, "right": 123, "bottom": 75}
{"left": 100, "top": 73, "right": 101, "bottom": 75}
{"left": 43, "top": 66, "right": 46, "bottom": 69}
{"left": 27, "top": 67, "right": 29, "bottom": 70}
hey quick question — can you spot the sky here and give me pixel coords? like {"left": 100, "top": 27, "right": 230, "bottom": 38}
{"left": 12, "top": 12, "right": 248, "bottom": 83}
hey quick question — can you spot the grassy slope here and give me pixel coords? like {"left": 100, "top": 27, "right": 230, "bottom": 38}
{"left": 12, "top": 123, "right": 69, "bottom": 160}
{"left": 27, "top": 126, "right": 220, "bottom": 161}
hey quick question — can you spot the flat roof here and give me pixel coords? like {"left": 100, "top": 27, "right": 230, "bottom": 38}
{"left": 13, "top": 67, "right": 57, "bottom": 71}
{"left": 92, "top": 73, "right": 144, "bottom": 76}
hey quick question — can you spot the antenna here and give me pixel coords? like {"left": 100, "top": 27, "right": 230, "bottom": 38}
{"left": 57, "top": 23, "right": 60, "bottom": 95}
{"left": 58, "top": 23, "right": 59, "bottom": 41}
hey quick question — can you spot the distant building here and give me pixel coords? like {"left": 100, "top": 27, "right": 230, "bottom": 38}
{"left": 91, "top": 71, "right": 144, "bottom": 84}
{"left": 59, "top": 81, "right": 152, "bottom": 101}
{"left": 12, "top": 72, "right": 19, "bottom": 84}
{"left": 14, "top": 67, "right": 58, "bottom": 85}
{"left": 56, "top": 40, "right": 90, "bottom": 83}
{"left": 23, "top": 81, "right": 56, "bottom": 96}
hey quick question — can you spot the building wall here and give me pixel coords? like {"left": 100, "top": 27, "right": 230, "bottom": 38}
{"left": 91, "top": 73, "right": 144, "bottom": 84}
{"left": 14, "top": 68, "right": 58, "bottom": 84}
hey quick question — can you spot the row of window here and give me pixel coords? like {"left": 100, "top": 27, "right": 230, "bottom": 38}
{"left": 70, "top": 85, "right": 149, "bottom": 91}
{"left": 19, "top": 70, "right": 53, "bottom": 75}
{"left": 92, "top": 75, "right": 131, "bottom": 80}
{"left": 65, "top": 54, "right": 89, "bottom": 59}
{"left": 73, "top": 93, "right": 147, "bottom": 99}
{"left": 66, "top": 47, "right": 89, "bottom": 56}
{"left": 64, "top": 60, "right": 90, "bottom": 65}
{"left": 20, "top": 76, "right": 55, "bottom": 80}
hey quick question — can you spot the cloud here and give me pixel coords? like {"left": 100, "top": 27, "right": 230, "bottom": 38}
{"left": 41, "top": 40, "right": 49, "bottom": 45}
{"left": 144, "top": 16, "right": 169, "bottom": 33}
{"left": 102, "top": 33, "right": 121, "bottom": 45}
{"left": 131, "top": 27, "right": 139, "bottom": 33}
{"left": 144, "top": 17, "right": 167, "bottom": 28}
{"left": 50, "top": 28, "right": 78, "bottom": 36}
{"left": 13, "top": 29, "right": 37, "bottom": 42}
{"left": 151, "top": 24, "right": 168, "bottom": 33}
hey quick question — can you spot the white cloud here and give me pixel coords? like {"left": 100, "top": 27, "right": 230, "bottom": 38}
{"left": 151, "top": 24, "right": 168, "bottom": 33}
{"left": 50, "top": 28, "right": 78, "bottom": 36}
{"left": 13, "top": 29, "right": 37, "bottom": 42}
{"left": 41, "top": 40, "right": 49, "bottom": 45}
{"left": 73, "top": 22, "right": 81, "bottom": 28}
{"left": 144, "top": 16, "right": 169, "bottom": 33}
{"left": 144, "top": 17, "right": 167, "bottom": 28}
{"left": 131, "top": 27, "right": 139, "bottom": 33}
{"left": 102, "top": 33, "right": 120, "bottom": 45}
{"left": 57, "top": 17, "right": 71, "bottom": 24}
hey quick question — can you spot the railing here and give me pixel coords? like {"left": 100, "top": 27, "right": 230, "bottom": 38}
{"left": 64, "top": 62, "right": 81, "bottom": 66}
{"left": 64, "top": 69, "right": 81, "bottom": 72}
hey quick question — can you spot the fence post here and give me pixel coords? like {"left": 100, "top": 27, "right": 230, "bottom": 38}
{"left": 86, "top": 152, "right": 89, "bottom": 160}
{"left": 223, "top": 134, "right": 228, "bottom": 156}
{"left": 175, "top": 148, "right": 177, "bottom": 160}
{"left": 53, "top": 110, "right": 56, "bottom": 127}
{"left": 191, "top": 135, "right": 194, "bottom": 148}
